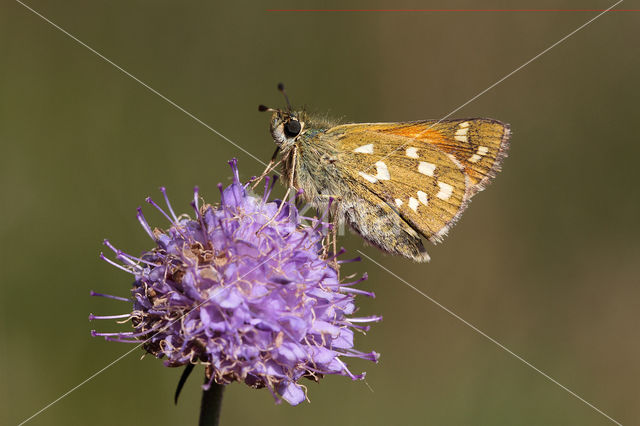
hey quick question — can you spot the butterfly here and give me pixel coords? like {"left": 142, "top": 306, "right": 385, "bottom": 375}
{"left": 258, "top": 84, "right": 510, "bottom": 262}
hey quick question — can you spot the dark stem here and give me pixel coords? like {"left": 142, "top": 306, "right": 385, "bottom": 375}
{"left": 198, "top": 378, "right": 225, "bottom": 426}
{"left": 175, "top": 363, "right": 195, "bottom": 404}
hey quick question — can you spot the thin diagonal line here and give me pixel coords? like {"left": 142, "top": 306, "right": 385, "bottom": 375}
{"left": 17, "top": 344, "right": 142, "bottom": 426}
{"left": 358, "top": 251, "right": 622, "bottom": 425}
{"left": 17, "top": 249, "right": 281, "bottom": 425}
{"left": 436, "top": 1, "right": 622, "bottom": 124}
{"left": 15, "top": 0, "right": 269, "bottom": 168}
{"left": 361, "top": 0, "right": 622, "bottom": 176}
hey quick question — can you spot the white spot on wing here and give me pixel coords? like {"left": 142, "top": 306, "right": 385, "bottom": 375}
{"left": 468, "top": 154, "right": 482, "bottom": 163}
{"left": 447, "top": 153, "right": 464, "bottom": 170}
{"left": 395, "top": 198, "right": 403, "bottom": 207}
{"left": 468, "top": 146, "right": 489, "bottom": 163}
{"left": 353, "top": 144, "right": 374, "bottom": 154}
{"left": 406, "top": 147, "right": 419, "bottom": 159}
{"left": 459, "top": 121, "right": 470, "bottom": 128}
{"left": 418, "top": 161, "right": 436, "bottom": 176}
{"left": 375, "top": 161, "right": 390, "bottom": 180}
{"left": 358, "top": 172, "right": 378, "bottom": 183}
{"left": 455, "top": 127, "right": 468, "bottom": 136}
{"left": 436, "top": 182, "right": 453, "bottom": 200}
{"left": 409, "top": 197, "right": 419, "bottom": 212}
{"left": 417, "top": 191, "right": 428, "bottom": 205}
{"left": 454, "top": 135, "right": 468, "bottom": 143}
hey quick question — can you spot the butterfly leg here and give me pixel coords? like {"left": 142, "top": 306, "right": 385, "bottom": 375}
{"left": 310, "top": 194, "right": 344, "bottom": 272}
{"left": 256, "top": 147, "right": 297, "bottom": 234}
{"left": 316, "top": 214, "right": 340, "bottom": 274}
{"left": 250, "top": 147, "right": 281, "bottom": 189}
{"left": 256, "top": 186, "right": 292, "bottom": 235}
{"left": 269, "top": 146, "right": 297, "bottom": 218}
{"left": 331, "top": 221, "right": 339, "bottom": 276}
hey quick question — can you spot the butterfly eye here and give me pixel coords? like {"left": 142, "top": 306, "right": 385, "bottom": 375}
{"left": 284, "top": 120, "right": 301, "bottom": 138}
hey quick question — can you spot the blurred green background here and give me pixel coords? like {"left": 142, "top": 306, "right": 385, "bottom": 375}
{"left": 1, "top": 1, "right": 638, "bottom": 425}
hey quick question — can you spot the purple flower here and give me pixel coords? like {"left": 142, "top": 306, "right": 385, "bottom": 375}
{"left": 91, "top": 159, "right": 380, "bottom": 405}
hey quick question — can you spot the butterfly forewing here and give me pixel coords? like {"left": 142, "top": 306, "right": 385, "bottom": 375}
{"left": 379, "top": 119, "right": 510, "bottom": 194}
{"left": 331, "top": 119, "right": 509, "bottom": 242}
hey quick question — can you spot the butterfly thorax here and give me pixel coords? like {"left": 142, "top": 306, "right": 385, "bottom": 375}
{"left": 276, "top": 114, "right": 347, "bottom": 208}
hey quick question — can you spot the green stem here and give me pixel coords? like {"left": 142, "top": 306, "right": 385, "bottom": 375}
{"left": 198, "top": 378, "right": 225, "bottom": 426}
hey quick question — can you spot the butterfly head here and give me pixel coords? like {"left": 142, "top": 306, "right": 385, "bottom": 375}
{"left": 259, "top": 83, "right": 306, "bottom": 151}
{"left": 264, "top": 109, "right": 305, "bottom": 149}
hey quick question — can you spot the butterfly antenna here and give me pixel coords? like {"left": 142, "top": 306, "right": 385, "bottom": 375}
{"left": 258, "top": 104, "right": 275, "bottom": 112}
{"left": 278, "top": 83, "right": 293, "bottom": 112}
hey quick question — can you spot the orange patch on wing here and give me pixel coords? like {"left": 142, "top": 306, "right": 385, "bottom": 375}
{"left": 375, "top": 124, "right": 486, "bottom": 185}
{"left": 377, "top": 124, "right": 449, "bottom": 143}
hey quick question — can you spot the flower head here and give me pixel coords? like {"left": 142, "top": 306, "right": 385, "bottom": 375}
{"left": 91, "top": 159, "right": 380, "bottom": 405}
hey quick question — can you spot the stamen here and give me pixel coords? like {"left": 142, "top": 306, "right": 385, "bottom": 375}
{"left": 103, "top": 337, "right": 140, "bottom": 343}
{"left": 322, "top": 197, "right": 335, "bottom": 222}
{"left": 346, "top": 315, "right": 383, "bottom": 323}
{"left": 146, "top": 196, "right": 176, "bottom": 225}
{"left": 95, "top": 326, "right": 160, "bottom": 339}
{"left": 228, "top": 158, "right": 240, "bottom": 184}
{"left": 269, "top": 174, "right": 279, "bottom": 195}
{"left": 136, "top": 207, "right": 156, "bottom": 241}
{"left": 117, "top": 251, "right": 156, "bottom": 267}
{"left": 339, "top": 287, "right": 375, "bottom": 298}
{"left": 102, "top": 239, "right": 118, "bottom": 254}
{"left": 193, "top": 186, "right": 200, "bottom": 210}
{"left": 92, "top": 331, "right": 134, "bottom": 337}
{"left": 338, "top": 256, "right": 362, "bottom": 264}
{"left": 160, "top": 186, "right": 179, "bottom": 222}
{"left": 116, "top": 253, "right": 142, "bottom": 269}
{"left": 217, "top": 183, "right": 225, "bottom": 206}
{"left": 90, "top": 330, "right": 142, "bottom": 342}
{"left": 191, "top": 200, "right": 210, "bottom": 245}
{"left": 325, "top": 247, "right": 347, "bottom": 262}
{"left": 338, "top": 273, "right": 368, "bottom": 286}
{"left": 306, "top": 216, "right": 332, "bottom": 226}
{"left": 89, "top": 313, "right": 131, "bottom": 320}
{"left": 346, "top": 323, "right": 371, "bottom": 332}
{"left": 100, "top": 253, "right": 135, "bottom": 275}
{"left": 245, "top": 176, "right": 256, "bottom": 190}
{"left": 103, "top": 241, "right": 140, "bottom": 268}
{"left": 90, "top": 291, "right": 130, "bottom": 302}
{"left": 262, "top": 176, "right": 272, "bottom": 203}
{"left": 334, "top": 358, "right": 365, "bottom": 380}
{"left": 334, "top": 350, "right": 379, "bottom": 362}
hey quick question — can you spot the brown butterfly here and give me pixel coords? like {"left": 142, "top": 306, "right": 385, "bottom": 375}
{"left": 259, "top": 85, "right": 510, "bottom": 262}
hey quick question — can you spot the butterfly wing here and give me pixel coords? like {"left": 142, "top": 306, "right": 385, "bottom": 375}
{"left": 376, "top": 119, "right": 510, "bottom": 195}
{"left": 329, "top": 119, "right": 510, "bottom": 243}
